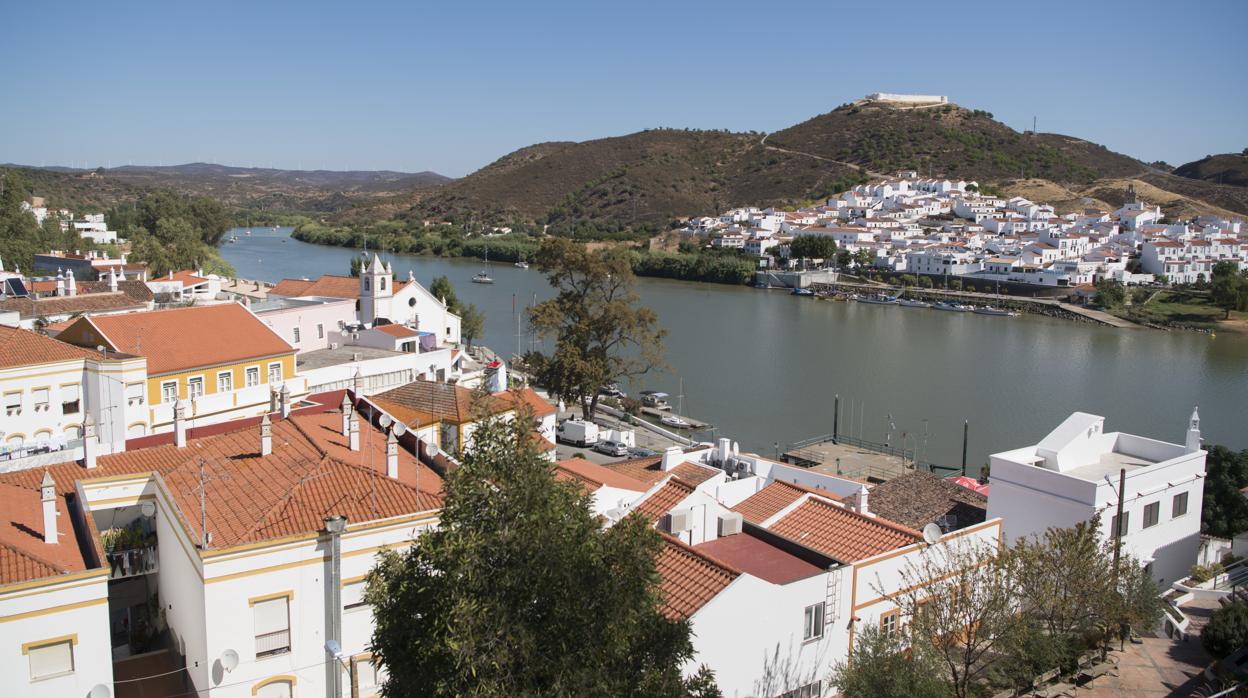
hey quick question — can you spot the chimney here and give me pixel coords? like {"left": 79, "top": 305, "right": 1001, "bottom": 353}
{"left": 269, "top": 387, "right": 279, "bottom": 413}
{"left": 279, "top": 383, "right": 291, "bottom": 418}
{"left": 386, "top": 429, "right": 399, "bottom": 478}
{"left": 716, "top": 437, "right": 731, "bottom": 464}
{"left": 109, "top": 267, "right": 119, "bottom": 292}
{"left": 352, "top": 368, "right": 364, "bottom": 397}
{"left": 853, "top": 485, "right": 872, "bottom": 517}
{"left": 1186, "top": 406, "right": 1202, "bottom": 454}
{"left": 41, "top": 471, "right": 58, "bottom": 544}
{"left": 56, "top": 269, "right": 65, "bottom": 296}
{"left": 66, "top": 273, "right": 76, "bottom": 297}
{"left": 173, "top": 399, "right": 187, "bottom": 447}
{"left": 349, "top": 411, "right": 360, "bottom": 451}
{"left": 340, "top": 394, "right": 352, "bottom": 436}
{"left": 660, "top": 446, "right": 683, "bottom": 472}
{"left": 260, "top": 413, "right": 272, "bottom": 456}
{"left": 81, "top": 414, "right": 97, "bottom": 469}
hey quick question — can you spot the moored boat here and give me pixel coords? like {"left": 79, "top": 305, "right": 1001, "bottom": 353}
{"left": 933, "top": 301, "right": 971, "bottom": 312}
{"left": 472, "top": 272, "right": 494, "bottom": 284}
{"left": 857, "top": 294, "right": 898, "bottom": 305}
{"left": 897, "top": 298, "right": 930, "bottom": 308}
{"left": 791, "top": 287, "right": 815, "bottom": 296}
{"left": 972, "top": 306, "right": 1018, "bottom": 317}
{"left": 660, "top": 415, "right": 692, "bottom": 429}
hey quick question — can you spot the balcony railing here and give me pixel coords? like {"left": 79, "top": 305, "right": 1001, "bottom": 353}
{"left": 255, "top": 629, "right": 291, "bottom": 657}
{"left": 107, "top": 545, "right": 159, "bottom": 580}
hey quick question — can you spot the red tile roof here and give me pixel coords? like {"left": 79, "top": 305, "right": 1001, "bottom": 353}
{"left": 655, "top": 536, "right": 740, "bottom": 620}
{"left": 555, "top": 458, "right": 649, "bottom": 493}
{"left": 74, "top": 303, "right": 293, "bottom": 374}
{"left": 633, "top": 478, "right": 696, "bottom": 523}
{"left": 696, "top": 531, "right": 823, "bottom": 585}
{"left": 0, "top": 483, "right": 88, "bottom": 584}
{"left": 599, "top": 457, "right": 720, "bottom": 487}
{"left": 289, "top": 411, "right": 444, "bottom": 495}
{"left": 271, "top": 274, "right": 409, "bottom": 300}
{"left": 0, "top": 325, "right": 103, "bottom": 369}
{"left": 767, "top": 498, "right": 921, "bottom": 562}
{"left": 731, "top": 480, "right": 811, "bottom": 524}
{"left": 375, "top": 324, "right": 420, "bottom": 338}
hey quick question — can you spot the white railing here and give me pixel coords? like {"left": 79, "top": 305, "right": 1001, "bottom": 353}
{"left": 255, "top": 629, "right": 290, "bottom": 657}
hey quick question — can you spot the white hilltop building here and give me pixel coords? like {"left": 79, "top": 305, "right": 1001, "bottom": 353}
{"left": 865, "top": 92, "right": 949, "bottom": 104}
{"left": 987, "top": 410, "right": 1206, "bottom": 585}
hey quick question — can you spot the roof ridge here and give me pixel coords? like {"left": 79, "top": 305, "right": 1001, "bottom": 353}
{"left": 805, "top": 496, "right": 923, "bottom": 538}
{"left": 240, "top": 454, "right": 334, "bottom": 542}
{"left": 660, "top": 533, "right": 742, "bottom": 578}
{"left": 285, "top": 414, "right": 330, "bottom": 459}
{"left": 0, "top": 537, "right": 69, "bottom": 576}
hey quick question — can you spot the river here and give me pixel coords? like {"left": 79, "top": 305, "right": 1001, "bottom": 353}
{"left": 221, "top": 227, "right": 1247, "bottom": 472}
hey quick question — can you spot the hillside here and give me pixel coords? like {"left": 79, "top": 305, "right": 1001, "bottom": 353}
{"left": 1173, "top": 153, "right": 1248, "bottom": 188}
{"left": 3, "top": 162, "right": 451, "bottom": 214}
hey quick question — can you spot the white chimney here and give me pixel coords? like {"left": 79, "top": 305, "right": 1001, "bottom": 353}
{"left": 716, "top": 438, "right": 731, "bottom": 464}
{"left": 109, "top": 267, "right": 119, "bottom": 292}
{"left": 81, "top": 414, "right": 97, "bottom": 469}
{"left": 349, "top": 411, "right": 360, "bottom": 451}
{"left": 260, "top": 413, "right": 272, "bottom": 456}
{"left": 279, "top": 383, "right": 291, "bottom": 418}
{"left": 386, "top": 429, "right": 399, "bottom": 478}
{"left": 41, "top": 471, "right": 58, "bottom": 545}
{"left": 1185, "top": 406, "right": 1202, "bottom": 454}
{"left": 173, "top": 399, "right": 187, "bottom": 448}
{"left": 854, "top": 485, "right": 872, "bottom": 517}
{"left": 269, "top": 387, "right": 279, "bottom": 413}
{"left": 352, "top": 368, "right": 364, "bottom": 397}
{"left": 660, "top": 446, "right": 683, "bottom": 472}
{"left": 340, "top": 394, "right": 352, "bottom": 436}
{"left": 56, "top": 270, "right": 65, "bottom": 296}
{"left": 66, "top": 273, "right": 76, "bottom": 297}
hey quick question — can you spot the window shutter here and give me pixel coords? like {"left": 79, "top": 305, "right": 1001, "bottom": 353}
{"left": 253, "top": 597, "right": 289, "bottom": 636}
{"left": 63, "top": 385, "right": 80, "bottom": 403}
{"left": 29, "top": 641, "right": 73, "bottom": 679}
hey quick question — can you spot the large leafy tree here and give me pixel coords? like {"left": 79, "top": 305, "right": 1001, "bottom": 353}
{"left": 1210, "top": 261, "right": 1248, "bottom": 319}
{"left": 365, "top": 410, "right": 717, "bottom": 697}
{"left": 788, "top": 235, "right": 837, "bottom": 264}
{"left": 1202, "top": 445, "right": 1248, "bottom": 538}
{"left": 107, "top": 190, "right": 234, "bottom": 276}
{"left": 525, "top": 237, "right": 666, "bottom": 419}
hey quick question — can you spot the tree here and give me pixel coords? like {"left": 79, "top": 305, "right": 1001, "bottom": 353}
{"left": 365, "top": 410, "right": 716, "bottom": 697}
{"left": 1210, "top": 261, "right": 1248, "bottom": 319}
{"left": 1093, "top": 278, "right": 1126, "bottom": 308}
{"left": 789, "top": 235, "right": 837, "bottom": 263}
{"left": 853, "top": 249, "right": 874, "bottom": 269}
{"left": 429, "top": 275, "right": 461, "bottom": 310}
{"left": 1202, "top": 445, "right": 1248, "bottom": 538}
{"left": 830, "top": 626, "right": 952, "bottom": 698}
{"left": 526, "top": 238, "right": 666, "bottom": 420}
{"left": 1203, "top": 602, "right": 1248, "bottom": 659}
{"left": 835, "top": 249, "right": 853, "bottom": 269}
{"left": 918, "top": 276, "right": 934, "bottom": 289}
{"left": 459, "top": 303, "right": 484, "bottom": 348}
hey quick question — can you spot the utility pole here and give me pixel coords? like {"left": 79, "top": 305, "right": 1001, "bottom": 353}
{"left": 833, "top": 394, "right": 840, "bottom": 444}
{"left": 1112, "top": 467, "right": 1126, "bottom": 573}
{"left": 961, "top": 420, "right": 969, "bottom": 476}
{"left": 323, "top": 515, "right": 347, "bottom": 698}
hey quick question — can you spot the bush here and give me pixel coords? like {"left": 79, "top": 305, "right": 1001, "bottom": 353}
{"left": 1203, "top": 602, "right": 1248, "bottom": 659}
{"left": 1189, "top": 562, "right": 1225, "bottom": 584}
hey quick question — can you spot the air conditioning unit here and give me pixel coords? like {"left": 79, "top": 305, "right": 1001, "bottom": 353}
{"left": 665, "top": 509, "right": 693, "bottom": 534}
{"left": 718, "top": 512, "right": 744, "bottom": 537}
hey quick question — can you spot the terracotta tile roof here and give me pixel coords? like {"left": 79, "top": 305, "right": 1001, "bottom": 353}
{"left": 375, "top": 324, "right": 420, "bottom": 338}
{"left": 0, "top": 289, "right": 149, "bottom": 320}
{"left": 371, "top": 380, "right": 477, "bottom": 425}
{"left": 288, "top": 411, "right": 444, "bottom": 495}
{"left": 271, "top": 274, "right": 409, "bottom": 300}
{"left": 75, "top": 304, "right": 293, "bottom": 375}
{"left": 0, "top": 483, "right": 88, "bottom": 584}
{"left": 696, "top": 531, "right": 823, "bottom": 585}
{"left": 767, "top": 498, "right": 921, "bottom": 562}
{"left": 0, "top": 324, "right": 103, "bottom": 368}
{"left": 78, "top": 280, "right": 154, "bottom": 304}
{"left": 731, "top": 480, "right": 812, "bottom": 524}
{"left": 498, "top": 387, "right": 557, "bottom": 417}
{"left": 162, "top": 270, "right": 210, "bottom": 286}
{"left": 554, "top": 458, "right": 649, "bottom": 493}
{"left": 844, "top": 471, "right": 986, "bottom": 531}
{"left": 655, "top": 536, "right": 740, "bottom": 620}
{"left": 633, "top": 478, "right": 696, "bottom": 523}
{"left": 599, "top": 457, "right": 720, "bottom": 487}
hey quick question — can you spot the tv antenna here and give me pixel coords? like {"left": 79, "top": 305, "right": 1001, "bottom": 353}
{"left": 193, "top": 455, "right": 231, "bottom": 548}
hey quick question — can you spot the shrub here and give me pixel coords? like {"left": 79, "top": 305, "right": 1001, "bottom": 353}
{"left": 1203, "top": 602, "right": 1248, "bottom": 658}
{"left": 1189, "top": 562, "right": 1225, "bottom": 584}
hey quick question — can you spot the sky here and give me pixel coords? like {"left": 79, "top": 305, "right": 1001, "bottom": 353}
{"left": 2, "top": 0, "right": 1245, "bottom": 178}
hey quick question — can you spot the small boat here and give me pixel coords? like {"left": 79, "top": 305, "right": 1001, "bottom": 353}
{"left": 244, "top": 230, "right": 252, "bottom": 236}
{"left": 661, "top": 415, "right": 692, "bottom": 429}
{"left": 640, "top": 390, "right": 671, "bottom": 411}
{"left": 933, "top": 301, "right": 971, "bottom": 312}
{"left": 472, "top": 272, "right": 494, "bottom": 284}
{"left": 514, "top": 261, "right": 529, "bottom": 269}
{"left": 972, "top": 306, "right": 1018, "bottom": 317}
{"left": 791, "top": 287, "right": 815, "bottom": 296}
{"left": 897, "top": 298, "right": 930, "bottom": 308}
{"left": 857, "top": 294, "right": 898, "bottom": 305}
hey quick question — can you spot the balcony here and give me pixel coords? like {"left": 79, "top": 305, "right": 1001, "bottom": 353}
{"left": 106, "top": 545, "right": 159, "bottom": 580}
{"left": 255, "top": 629, "right": 291, "bottom": 657}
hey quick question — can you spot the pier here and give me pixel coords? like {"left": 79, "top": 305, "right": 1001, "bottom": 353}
{"left": 783, "top": 433, "right": 961, "bottom": 482}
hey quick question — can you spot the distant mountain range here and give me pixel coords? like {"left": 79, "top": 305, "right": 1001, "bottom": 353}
{"left": 6, "top": 104, "right": 1245, "bottom": 225}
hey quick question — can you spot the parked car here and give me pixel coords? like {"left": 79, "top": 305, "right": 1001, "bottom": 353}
{"left": 593, "top": 439, "right": 628, "bottom": 457}
{"left": 628, "top": 447, "right": 658, "bottom": 459}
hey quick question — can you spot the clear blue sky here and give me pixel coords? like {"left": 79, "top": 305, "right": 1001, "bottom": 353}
{"left": 3, "top": 0, "right": 1244, "bottom": 178}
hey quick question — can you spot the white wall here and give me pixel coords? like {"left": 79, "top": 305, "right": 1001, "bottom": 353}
{"left": 257, "top": 300, "right": 356, "bottom": 353}
{"left": 0, "top": 573, "right": 113, "bottom": 698}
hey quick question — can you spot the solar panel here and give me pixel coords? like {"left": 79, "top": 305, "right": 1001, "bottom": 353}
{"left": 2, "top": 278, "right": 28, "bottom": 297}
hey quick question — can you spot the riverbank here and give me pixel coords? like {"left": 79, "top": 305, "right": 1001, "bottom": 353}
{"left": 1106, "top": 289, "right": 1248, "bottom": 336}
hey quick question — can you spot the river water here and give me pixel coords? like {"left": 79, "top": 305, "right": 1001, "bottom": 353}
{"left": 221, "top": 227, "right": 1247, "bottom": 472}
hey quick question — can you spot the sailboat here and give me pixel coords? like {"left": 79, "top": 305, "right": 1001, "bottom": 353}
{"left": 660, "top": 378, "right": 693, "bottom": 429}
{"left": 472, "top": 247, "right": 495, "bottom": 284}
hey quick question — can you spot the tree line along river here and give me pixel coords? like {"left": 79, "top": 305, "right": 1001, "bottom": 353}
{"left": 222, "top": 228, "right": 1248, "bottom": 473}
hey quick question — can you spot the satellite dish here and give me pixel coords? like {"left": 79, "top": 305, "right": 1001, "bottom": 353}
{"left": 424, "top": 439, "right": 440, "bottom": 458}
{"left": 378, "top": 414, "right": 393, "bottom": 429}
{"left": 140, "top": 501, "right": 156, "bottom": 518}
{"left": 90, "top": 685, "right": 111, "bottom": 698}
{"left": 393, "top": 422, "right": 407, "bottom": 436}
{"left": 922, "top": 522, "right": 943, "bottom": 545}
{"left": 220, "top": 648, "right": 239, "bottom": 673}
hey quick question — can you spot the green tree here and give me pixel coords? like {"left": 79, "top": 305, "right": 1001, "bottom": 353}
{"left": 1202, "top": 446, "right": 1248, "bottom": 538}
{"left": 918, "top": 276, "right": 934, "bottom": 288}
{"left": 459, "top": 303, "right": 484, "bottom": 349}
{"left": 1210, "top": 261, "right": 1248, "bottom": 319}
{"left": 1202, "top": 601, "right": 1248, "bottom": 659}
{"left": 852, "top": 250, "right": 874, "bottom": 268}
{"left": 835, "top": 249, "right": 853, "bottom": 269}
{"left": 1093, "top": 278, "right": 1126, "bottom": 308}
{"left": 788, "top": 235, "right": 837, "bottom": 263}
{"left": 830, "top": 626, "right": 952, "bottom": 698}
{"left": 429, "top": 274, "right": 461, "bottom": 311}
{"left": 365, "top": 411, "right": 716, "bottom": 697}
{"left": 526, "top": 238, "right": 666, "bottom": 420}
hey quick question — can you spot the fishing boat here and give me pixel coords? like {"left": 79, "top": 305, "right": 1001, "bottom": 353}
{"left": 972, "top": 306, "right": 1018, "bottom": 317}
{"left": 857, "top": 294, "right": 898, "bottom": 305}
{"left": 791, "top": 287, "right": 815, "bottom": 296}
{"left": 661, "top": 415, "right": 692, "bottom": 429}
{"left": 933, "top": 301, "right": 971, "bottom": 312}
{"left": 897, "top": 297, "right": 930, "bottom": 308}
{"left": 472, "top": 271, "right": 494, "bottom": 284}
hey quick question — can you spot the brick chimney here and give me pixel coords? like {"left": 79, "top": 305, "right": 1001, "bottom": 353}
{"left": 41, "top": 471, "right": 57, "bottom": 545}
{"left": 386, "top": 429, "right": 399, "bottom": 478}
{"left": 349, "top": 410, "right": 360, "bottom": 451}
{"left": 340, "top": 394, "right": 352, "bottom": 436}
{"left": 260, "top": 413, "right": 272, "bottom": 456}
{"left": 81, "top": 414, "right": 97, "bottom": 469}
{"left": 174, "top": 399, "right": 187, "bottom": 447}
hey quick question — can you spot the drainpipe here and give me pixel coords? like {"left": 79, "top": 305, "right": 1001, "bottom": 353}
{"left": 323, "top": 515, "right": 347, "bottom": 698}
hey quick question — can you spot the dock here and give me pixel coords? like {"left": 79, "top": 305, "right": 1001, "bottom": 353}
{"left": 782, "top": 434, "right": 959, "bottom": 482}
{"left": 640, "top": 406, "right": 710, "bottom": 430}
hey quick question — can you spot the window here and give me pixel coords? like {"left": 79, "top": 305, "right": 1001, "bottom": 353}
{"left": 253, "top": 595, "right": 291, "bottom": 657}
{"left": 61, "top": 384, "right": 80, "bottom": 414}
{"left": 32, "top": 387, "right": 49, "bottom": 412}
{"left": 316, "top": 323, "right": 324, "bottom": 339}
{"left": 245, "top": 366, "right": 261, "bottom": 388}
{"left": 4, "top": 391, "right": 21, "bottom": 416}
{"left": 161, "top": 381, "right": 178, "bottom": 404}
{"left": 187, "top": 376, "right": 204, "bottom": 400}
{"left": 779, "top": 681, "right": 823, "bottom": 698}
{"left": 364, "top": 277, "right": 370, "bottom": 291}
{"left": 217, "top": 371, "right": 233, "bottom": 393}
{"left": 26, "top": 636, "right": 74, "bottom": 680}
{"left": 803, "top": 602, "right": 825, "bottom": 641}
{"left": 125, "top": 382, "right": 143, "bottom": 406}
{"left": 1111, "top": 511, "right": 1129, "bottom": 537}
{"left": 268, "top": 362, "right": 283, "bottom": 384}
{"left": 292, "top": 327, "right": 300, "bottom": 344}
{"left": 343, "top": 579, "right": 368, "bottom": 611}
{"left": 1173, "top": 492, "right": 1189, "bottom": 518}
{"left": 880, "top": 610, "right": 900, "bottom": 639}
{"left": 1143, "top": 502, "right": 1160, "bottom": 529}
{"left": 380, "top": 276, "right": 387, "bottom": 290}
{"left": 354, "top": 657, "right": 386, "bottom": 697}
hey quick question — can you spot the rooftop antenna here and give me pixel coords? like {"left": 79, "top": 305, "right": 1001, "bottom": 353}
{"left": 193, "top": 456, "right": 231, "bottom": 548}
